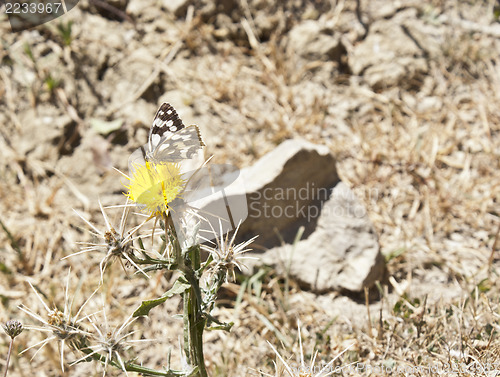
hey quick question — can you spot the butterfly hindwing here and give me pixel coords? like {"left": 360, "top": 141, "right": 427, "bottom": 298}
{"left": 152, "top": 125, "right": 205, "bottom": 162}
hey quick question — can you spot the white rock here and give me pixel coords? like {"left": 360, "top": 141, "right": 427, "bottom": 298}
{"left": 252, "top": 182, "right": 384, "bottom": 292}
{"left": 288, "top": 20, "right": 344, "bottom": 62}
{"left": 162, "top": 0, "right": 191, "bottom": 17}
{"left": 196, "top": 139, "right": 385, "bottom": 293}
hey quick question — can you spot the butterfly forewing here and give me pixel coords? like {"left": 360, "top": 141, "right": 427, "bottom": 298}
{"left": 148, "top": 103, "right": 186, "bottom": 150}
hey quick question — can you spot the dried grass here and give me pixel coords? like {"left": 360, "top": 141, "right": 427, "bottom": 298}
{"left": 1, "top": 0, "right": 499, "bottom": 376}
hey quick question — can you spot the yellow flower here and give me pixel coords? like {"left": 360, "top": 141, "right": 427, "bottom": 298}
{"left": 126, "top": 161, "right": 185, "bottom": 216}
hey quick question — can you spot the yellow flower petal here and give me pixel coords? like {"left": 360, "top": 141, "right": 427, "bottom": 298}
{"left": 126, "top": 162, "right": 185, "bottom": 216}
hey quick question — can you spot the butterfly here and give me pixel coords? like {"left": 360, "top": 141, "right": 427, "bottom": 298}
{"left": 143, "top": 103, "right": 205, "bottom": 163}
{"left": 129, "top": 103, "right": 205, "bottom": 171}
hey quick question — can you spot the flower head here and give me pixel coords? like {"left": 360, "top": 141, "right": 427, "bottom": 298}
{"left": 201, "top": 220, "right": 258, "bottom": 282}
{"left": 18, "top": 271, "right": 95, "bottom": 371}
{"left": 3, "top": 320, "right": 23, "bottom": 339}
{"left": 71, "top": 312, "right": 150, "bottom": 376}
{"left": 126, "top": 161, "right": 185, "bottom": 217}
{"left": 68, "top": 201, "right": 150, "bottom": 280}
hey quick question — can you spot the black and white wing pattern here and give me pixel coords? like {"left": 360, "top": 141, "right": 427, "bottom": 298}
{"left": 146, "top": 103, "right": 204, "bottom": 163}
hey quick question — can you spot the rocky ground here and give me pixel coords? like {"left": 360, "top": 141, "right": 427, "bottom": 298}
{"left": 1, "top": 0, "right": 500, "bottom": 376}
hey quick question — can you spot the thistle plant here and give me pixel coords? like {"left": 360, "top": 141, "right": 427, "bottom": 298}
{"left": 13, "top": 103, "right": 255, "bottom": 376}
{"left": 18, "top": 274, "right": 94, "bottom": 372}
{"left": 3, "top": 320, "right": 23, "bottom": 377}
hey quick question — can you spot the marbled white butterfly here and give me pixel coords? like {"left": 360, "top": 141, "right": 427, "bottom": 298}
{"left": 142, "top": 103, "right": 204, "bottom": 163}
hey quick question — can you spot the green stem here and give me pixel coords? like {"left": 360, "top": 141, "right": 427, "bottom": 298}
{"left": 186, "top": 245, "right": 208, "bottom": 377}
{"left": 165, "top": 215, "right": 207, "bottom": 377}
{"left": 183, "top": 287, "right": 191, "bottom": 364}
{"left": 164, "top": 215, "right": 190, "bottom": 365}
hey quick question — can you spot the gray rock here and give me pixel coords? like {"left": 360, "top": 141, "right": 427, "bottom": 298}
{"left": 349, "top": 10, "right": 429, "bottom": 90}
{"left": 162, "top": 0, "right": 191, "bottom": 17}
{"left": 237, "top": 139, "right": 339, "bottom": 248}
{"left": 248, "top": 182, "right": 385, "bottom": 293}
{"left": 196, "top": 139, "right": 385, "bottom": 293}
{"left": 287, "top": 20, "right": 345, "bottom": 63}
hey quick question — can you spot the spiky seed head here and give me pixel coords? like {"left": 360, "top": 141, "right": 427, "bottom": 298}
{"left": 3, "top": 320, "right": 23, "bottom": 339}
